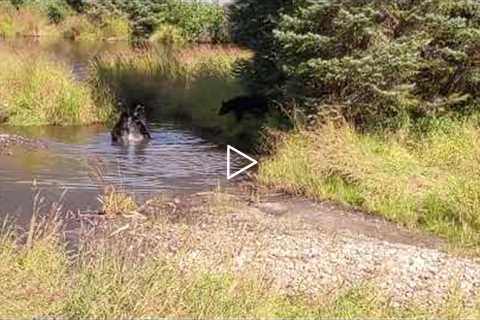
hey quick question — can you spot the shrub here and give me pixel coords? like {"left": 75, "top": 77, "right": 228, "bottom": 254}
{"left": 149, "top": 24, "right": 187, "bottom": 48}
{"left": 82, "top": 0, "right": 228, "bottom": 41}
{"left": 99, "top": 15, "right": 130, "bottom": 39}
{"left": 231, "top": 0, "right": 480, "bottom": 128}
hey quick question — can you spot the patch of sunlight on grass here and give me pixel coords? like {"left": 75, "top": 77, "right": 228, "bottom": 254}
{"left": 259, "top": 120, "right": 480, "bottom": 250}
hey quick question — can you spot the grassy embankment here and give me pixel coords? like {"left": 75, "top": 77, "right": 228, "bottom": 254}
{"left": 0, "top": 49, "right": 114, "bottom": 126}
{"left": 1, "top": 207, "right": 478, "bottom": 319}
{"left": 93, "top": 45, "right": 263, "bottom": 145}
{"left": 259, "top": 119, "right": 480, "bottom": 252}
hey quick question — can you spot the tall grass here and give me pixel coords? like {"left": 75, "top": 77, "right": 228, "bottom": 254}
{"left": 259, "top": 119, "right": 480, "bottom": 250}
{"left": 1, "top": 214, "right": 478, "bottom": 318}
{"left": 0, "top": 1, "right": 55, "bottom": 38}
{"left": 0, "top": 50, "right": 114, "bottom": 126}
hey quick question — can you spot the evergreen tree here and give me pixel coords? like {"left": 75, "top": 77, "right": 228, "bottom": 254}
{"left": 232, "top": 0, "right": 480, "bottom": 127}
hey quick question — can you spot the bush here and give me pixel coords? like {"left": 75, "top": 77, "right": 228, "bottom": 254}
{"left": 231, "top": 0, "right": 480, "bottom": 128}
{"left": 158, "top": 0, "right": 228, "bottom": 43}
{"left": 82, "top": 0, "right": 228, "bottom": 42}
{"left": 149, "top": 24, "right": 187, "bottom": 48}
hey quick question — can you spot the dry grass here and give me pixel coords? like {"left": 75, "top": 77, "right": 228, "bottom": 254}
{"left": 0, "top": 2, "right": 55, "bottom": 38}
{"left": 259, "top": 120, "right": 480, "bottom": 250}
{"left": 97, "top": 186, "right": 137, "bottom": 216}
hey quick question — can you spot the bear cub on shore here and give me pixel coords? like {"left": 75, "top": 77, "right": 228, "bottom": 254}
{"left": 218, "top": 95, "right": 268, "bottom": 121}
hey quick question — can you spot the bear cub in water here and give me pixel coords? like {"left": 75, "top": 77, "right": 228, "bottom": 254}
{"left": 218, "top": 95, "right": 268, "bottom": 121}
{"left": 111, "top": 105, "right": 152, "bottom": 144}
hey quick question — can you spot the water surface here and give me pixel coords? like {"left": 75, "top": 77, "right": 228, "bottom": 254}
{"left": 0, "top": 123, "right": 242, "bottom": 224}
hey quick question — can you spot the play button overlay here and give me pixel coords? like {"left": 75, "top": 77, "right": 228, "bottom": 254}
{"left": 227, "top": 145, "right": 258, "bottom": 180}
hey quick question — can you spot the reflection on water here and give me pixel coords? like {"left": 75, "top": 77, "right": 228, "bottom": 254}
{"left": 0, "top": 123, "right": 244, "bottom": 224}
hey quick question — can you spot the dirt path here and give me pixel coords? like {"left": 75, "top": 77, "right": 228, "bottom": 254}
{"left": 78, "top": 190, "right": 480, "bottom": 308}
{"left": 255, "top": 193, "right": 442, "bottom": 250}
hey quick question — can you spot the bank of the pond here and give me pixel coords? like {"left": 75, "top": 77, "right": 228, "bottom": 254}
{"left": 2, "top": 191, "right": 480, "bottom": 318}
{"left": 259, "top": 119, "right": 480, "bottom": 252}
{"left": 0, "top": 49, "right": 114, "bottom": 126}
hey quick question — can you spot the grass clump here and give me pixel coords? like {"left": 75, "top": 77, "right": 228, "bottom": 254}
{"left": 61, "top": 14, "right": 130, "bottom": 41}
{"left": 0, "top": 50, "right": 114, "bottom": 126}
{"left": 149, "top": 24, "right": 187, "bottom": 48}
{"left": 98, "top": 186, "right": 137, "bottom": 216}
{"left": 259, "top": 119, "right": 480, "bottom": 249}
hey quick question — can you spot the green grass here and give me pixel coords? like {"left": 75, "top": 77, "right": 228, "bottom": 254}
{"left": 1, "top": 217, "right": 478, "bottom": 318}
{"left": 259, "top": 119, "right": 480, "bottom": 251}
{"left": 0, "top": 50, "right": 114, "bottom": 126}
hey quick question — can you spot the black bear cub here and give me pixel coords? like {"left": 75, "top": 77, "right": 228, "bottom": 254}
{"left": 218, "top": 95, "right": 268, "bottom": 121}
{"left": 111, "top": 105, "right": 152, "bottom": 144}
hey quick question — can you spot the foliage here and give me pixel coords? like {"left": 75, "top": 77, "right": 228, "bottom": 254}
{"left": 229, "top": 0, "right": 296, "bottom": 97}
{"left": 231, "top": 0, "right": 480, "bottom": 128}
{"left": 0, "top": 1, "right": 54, "bottom": 37}
{"left": 157, "top": 0, "right": 228, "bottom": 42}
{"left": 149, "top": 24, "right": 187, "bottom": 48}
{"left": 82, "top": 0, "right": 228, "bottom": 42}
{"left": 1, "top": 0, "right": 227, "bottom": 41}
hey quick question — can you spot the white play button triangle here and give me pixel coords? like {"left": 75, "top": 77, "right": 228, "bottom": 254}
{"left": 227, "top": 145, "right": 258, "bottom": 180}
